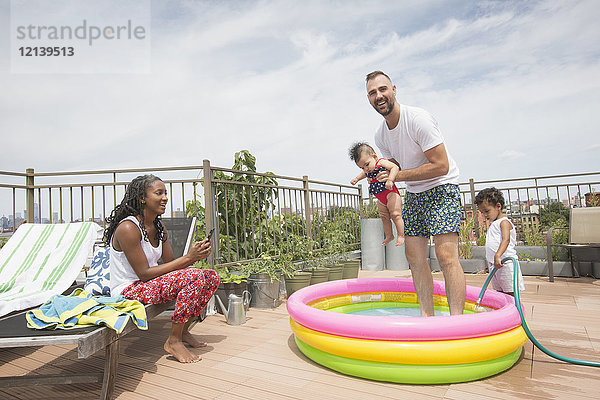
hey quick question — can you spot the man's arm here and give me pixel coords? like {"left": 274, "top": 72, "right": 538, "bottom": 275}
{"left": 377, "top": 143, "right": 449, "bottom": 182}
{"left": 376, "top": 158, "right": 400, "bottom": 189}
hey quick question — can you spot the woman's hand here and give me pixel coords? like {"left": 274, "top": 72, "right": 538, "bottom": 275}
{"left": 187, "top": 239, "right": 211, "bottom": 262}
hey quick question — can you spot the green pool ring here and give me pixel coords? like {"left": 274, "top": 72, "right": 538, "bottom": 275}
{"left": 295, "top": 337, "right": 522, "bottom": 384}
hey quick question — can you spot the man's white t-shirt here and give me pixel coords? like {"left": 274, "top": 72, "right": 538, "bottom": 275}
{"left": 374, "top": 104, "right": 459, "bottom": 193}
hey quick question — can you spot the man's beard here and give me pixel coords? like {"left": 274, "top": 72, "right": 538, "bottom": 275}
{"left": 374, "top": 97, "right": 395, "bottom": 116}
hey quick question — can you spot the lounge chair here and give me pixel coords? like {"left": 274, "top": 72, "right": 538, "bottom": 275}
{"left": 0, "top": 217, "right": 199, "bottom": 400}
{"left": 546, "top": 207, "right": 600, "bottom": 282}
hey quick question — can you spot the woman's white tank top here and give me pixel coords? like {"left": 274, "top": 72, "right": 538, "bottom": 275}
{"left": 109, "top": 216, "right": 162, "bottom": 295}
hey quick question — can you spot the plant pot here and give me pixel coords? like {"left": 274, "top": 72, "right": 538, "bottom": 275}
{"left": 285, "top": 271, "right": 312, "bottom": 297}
{"left": 308, "top": 268, "right": 329, "bottom": 285}
{"left": 247, "top": 273, "right": 282, "bottom": 309}
{"left": 385, "top": 231, "right": 409, "bottom": 271}
{"left": 215, "top": 281, "right": 248, "bottom": 314}
{"left": 360, "top": 218, "right": 385, "bottom": 270}
{"left": 342, "top": 260, "right": 360, "bottom": 279}
{"left": 325, "top": 264, "right": 344, "bottom": 281}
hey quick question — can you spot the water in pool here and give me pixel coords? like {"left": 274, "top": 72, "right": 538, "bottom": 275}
{"left": 348, "top": 307, "right": 450, "bottom": 317}
{"left": 327, "top": 302, "right": 454, "bottom": 317}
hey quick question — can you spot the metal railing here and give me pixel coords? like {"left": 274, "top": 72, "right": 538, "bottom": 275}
{"left": 458, "top": 172, "right": 600, "bottom": 240}
{"left": 3, "top": 166, "right": 599, "bottom": 253}
{"left": 0, "top": 161, "right": 361, "bottom": 267}
{"left": 357, "top": 171, "right": 600, "bottom": 241}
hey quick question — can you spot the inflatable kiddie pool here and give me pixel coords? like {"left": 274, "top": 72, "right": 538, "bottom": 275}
{"left": 286, "top": 278, "right": 526, "bottom": 384}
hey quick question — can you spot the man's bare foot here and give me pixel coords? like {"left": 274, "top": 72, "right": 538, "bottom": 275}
{"left": 182, "top": 331, "right": 208, "bottom": 348}
{"left": 164, "top": 338, "right": 201, "bottom": 363}
{"left": 382, "top": 236, "right": 394, "bottom": 246}
{"left": 395, "top": 236, "right": 405, "bottom": 246}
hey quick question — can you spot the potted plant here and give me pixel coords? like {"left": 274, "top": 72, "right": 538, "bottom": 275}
{"left": 277, "top": 235, "right": 316, "bottom": 295}
{"left": 214, "top": 267, "right": 248, "bottom": 315}
{"left": 239, "top": 255, "right": 286, "bottom": 309}
{"left": 321, "top": 230, "right": 353, "bottom": 280}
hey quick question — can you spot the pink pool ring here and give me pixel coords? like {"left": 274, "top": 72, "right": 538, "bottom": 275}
{"left": 286, "top": 278, "right": 522, "bottom": 341}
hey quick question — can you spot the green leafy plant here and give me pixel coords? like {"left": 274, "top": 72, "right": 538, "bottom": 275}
{"left": 237, "top": 252, "right": 296, "bottom": 282}
{"left": 360, "top": 201, "right": 380, "bottom": 218}
{"left": 458, "top": 218, "right": 475, "bottom": 259}
{"left": 186, "top": 150, "right": 360, "bottom": 267}
{"left": 519, "top": 253, "right": 546, "bottom": 262}
{"left": 215, "top": 266, "right": 248, "bottom": 284}
{"left": 523, "top": 227, "right": 545, "bottom": 246}
{"left": 186, "top": 150, "right": 279, "bottom": 263}
{"left": 322, "top": 229, "right": 354, "bottom": 264}
{"left": 0, "top": 237, "right": 7, "bottom": 249}
{"left": 586, "top": 190, "right": 600, "bottom": 207}
{"left": 476, "top": 233, "right": 486, "bottom": 246}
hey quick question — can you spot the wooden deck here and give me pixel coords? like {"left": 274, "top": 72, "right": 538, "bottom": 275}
{"left": 1, "top": 270, "right": 600, "bottom": 400}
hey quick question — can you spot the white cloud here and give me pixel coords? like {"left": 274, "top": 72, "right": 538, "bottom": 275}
{"left": 498, "top": 150, "right": 527, "bottom": 160}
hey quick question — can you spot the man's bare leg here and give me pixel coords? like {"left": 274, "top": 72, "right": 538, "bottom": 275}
{"left": 405, "top": 236, "right": 434, "bottom": 316}
{"left": 434, "top": 232, "right": 466, "bottom": 315}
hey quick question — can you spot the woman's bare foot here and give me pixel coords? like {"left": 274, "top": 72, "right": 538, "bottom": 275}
{"left": 395, "top": 236, "right": 405, "bottom": 246}
{"left": 382, "top": 235, "right": 394, "bottom": 246}
{"left": 164, "top": 338, "right": 201, "bottom": 363}
{"left": 182, "top": 331, "right": 208, "bottom": 348}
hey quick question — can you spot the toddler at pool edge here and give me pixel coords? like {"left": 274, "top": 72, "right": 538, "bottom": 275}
{"left": 474, "top": 187, "right": 525, "bottom": 296}
{"left": 349, "top": 142, "right": 405, "bottom": 246}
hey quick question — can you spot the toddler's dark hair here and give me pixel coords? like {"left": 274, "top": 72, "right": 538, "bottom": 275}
{"left": 474, "top": 187, "right": 505, "bottom": 208}
{"left": 349, "top": 142, "right": 376, "bottom": 162}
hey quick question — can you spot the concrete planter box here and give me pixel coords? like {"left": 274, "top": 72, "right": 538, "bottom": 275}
{"left": 471, "top": 246, "right": 555, "bottom": 261}
{"left": 593, "top": 262, "right": 600, "bottom": 279}
{"left": 577, "top": 261, "right": 593, "bottom": 277}
{"left": 421, "top": 245, "right": 579, "bottom": 277}
{"left": 460, "top": 259, "right": 487, "bottom": 273}
{"left": 385, "top": 225, "right": 409, "bottom": 271}
{"left": 431, "top": 258, "right": 486, "bottom": 273}
{"left": 521, "top": 261, "right": 574, "bottom": 277}
{"left": 360, "top": 218, "right": 385, "bottom": 271}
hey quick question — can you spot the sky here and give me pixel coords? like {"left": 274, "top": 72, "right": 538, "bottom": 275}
{"left": 1, "top": 0, "right": 599, "bottom": 193}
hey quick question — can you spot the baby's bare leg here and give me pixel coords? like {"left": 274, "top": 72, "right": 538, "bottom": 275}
{"left": 386, "top": 192, "right": 405, "bottom": 246}
{"left": 377, "top": 201, "right": 394, "bottom": 246}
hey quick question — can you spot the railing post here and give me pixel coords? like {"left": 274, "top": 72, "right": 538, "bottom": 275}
{"left": 303, "top": 175, "right": 312, "bottom": 246}
{"left": 469, "top": 178, "right": 479, "bottom": 238}
{"left": 26, "top": 168, "right": 35, "bottom": 223}
{"left": 203, "top": 160, "right": 218, "bottom": 266}
{"left": 546, "top": 228, "right": 555, "bottom": 282}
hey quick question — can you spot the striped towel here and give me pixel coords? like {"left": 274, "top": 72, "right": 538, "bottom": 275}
{"left": 0, "top": 222, "right": 102, "bottom": 317}
{"left": 26, "top": 288, "right": 147, "bottom": 333}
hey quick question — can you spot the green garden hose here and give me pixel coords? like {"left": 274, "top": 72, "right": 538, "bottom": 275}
{"left": 477, "top": 257, "right": 600, "bottom": 367}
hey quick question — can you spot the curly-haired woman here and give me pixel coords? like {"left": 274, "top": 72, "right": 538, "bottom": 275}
{"left": 103, "top": 174, "right": 219, "bottom": 363}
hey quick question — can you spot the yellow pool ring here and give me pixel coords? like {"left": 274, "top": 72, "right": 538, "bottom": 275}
{"left": 290, "top": 318, "right": 527, "bottom": 365}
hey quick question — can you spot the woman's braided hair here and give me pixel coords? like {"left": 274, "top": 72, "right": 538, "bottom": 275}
{"left": 103, "top": 174, "right": 166, "bottom": 246}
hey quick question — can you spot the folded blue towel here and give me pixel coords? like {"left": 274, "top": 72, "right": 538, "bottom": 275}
{"left": 26, "top": 288, "right": 148, "bottom": 334}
